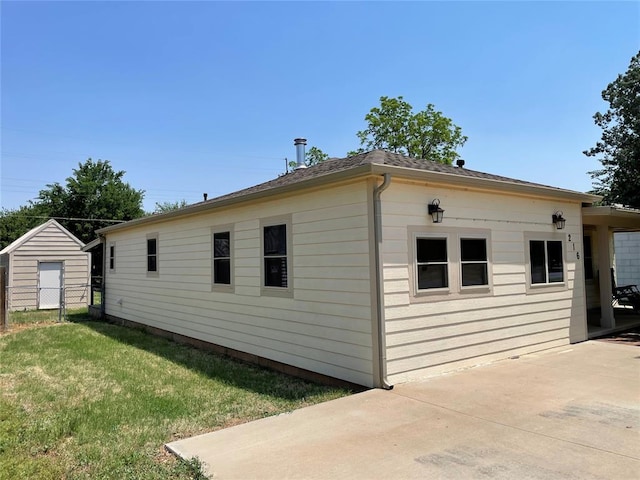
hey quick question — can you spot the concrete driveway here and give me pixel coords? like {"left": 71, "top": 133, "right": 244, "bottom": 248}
{"left": 167, "top": 341, "right": 640, "bottom": 479}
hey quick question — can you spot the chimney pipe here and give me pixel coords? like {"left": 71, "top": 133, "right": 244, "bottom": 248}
{"left": 203, "top": 193, "right": 208, "bottom": 201}
{"left": 294, "top": 138, "right": 307, "bottom": 169}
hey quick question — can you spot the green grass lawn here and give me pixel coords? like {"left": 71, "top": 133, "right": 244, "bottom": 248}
{"left": 0, "top": 318, "right": 350, "bottom": 479}
{"left": 7, "top": 307, "right": 65, "bottom": 325}
{"left": 7, "top": 306, "right": 91, "bottom": 326}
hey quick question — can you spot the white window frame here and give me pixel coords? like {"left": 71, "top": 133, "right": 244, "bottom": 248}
{"left": 415, "top": 235, "right": 450, "bottom": 294}
{"left": 212, "top": 225, "right": 234, "bottom": 292}
{"left": 146, "top": 233, "right": 159, "bottom": 277}
{"left": 459, "top": 235, "right": 490, "bottom": 291}
{"left": 108, "top": 242, "right": 116, "bottom": 273}
{"left": 260, "top": 215, "right": 293, "bottom": 298}
{"left": 524, "top": 232, "right": 567, "bottom": 293}
{"left": 408, "top": 226, "right": 492, "bottom": 303}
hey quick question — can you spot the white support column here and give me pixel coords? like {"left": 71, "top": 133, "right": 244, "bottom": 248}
{"left": 597, "top": 224, "right": 614, "bottom": 328}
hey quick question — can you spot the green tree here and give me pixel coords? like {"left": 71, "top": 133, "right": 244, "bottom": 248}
{"left": 153, "top": 199, "right": 189, "bottom": 214}
{"left": 0, "top": 204, "right": 49, "bottom": 250}
{"left": 37, "top": 159, "right": 145, "bottom": 243}
{"left": 288, "top": 146, "right": 330, "bottom": 170}
{"left": 585, "top": 51, "right": 640, "bottom": 208}
{"left": 351, "top": 96, "right": 467, "bottom": 164}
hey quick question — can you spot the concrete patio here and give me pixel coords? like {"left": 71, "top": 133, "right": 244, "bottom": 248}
{"left": 588, "top": 305, "right": 640, "bottom": 338}
{"left": 167, "top": 339, "right": 640, "bottom": 479}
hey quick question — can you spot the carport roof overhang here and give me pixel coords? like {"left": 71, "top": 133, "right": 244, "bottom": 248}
{"left": 582, "top": 206, "right": 640, "bottom": 232}
{"left": 82, "top": 237, "right": 103, "bottom": 252}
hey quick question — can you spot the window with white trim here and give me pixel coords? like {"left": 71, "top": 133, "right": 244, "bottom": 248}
{"left": 411, "top": 228, "right": 491, "bottom": 300}
{"left": 529, "top": 239, "right": 564, "bottom": 284}
{"left": 416, "top": 237, "right": 448, "bottom": 290}
{"left": 260, "top": 216, "right": 293, "bottom": 298}
{"left": 460, "top": 238, "right": 488, "bottom": 287}
{"left": 147, "top": 234, "right": 158, "bottom": 275}
{"left": 213, "top": 230, "right": 231, "bottom": 285}
{"left": 263, "top": 224, "right": 288, "bottom": 288}
{"left": 108, "top": 243, "right": 116, "bottom": 272}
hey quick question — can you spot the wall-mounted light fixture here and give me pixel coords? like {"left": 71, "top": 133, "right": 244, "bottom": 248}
{"left": 428, "top": 199, "right": 444, "bottom": 223}
{"left": 552, "top": 211, "right": 566, "bottom": 230}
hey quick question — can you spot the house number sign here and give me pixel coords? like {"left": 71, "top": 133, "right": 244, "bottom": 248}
{"left": 567, "top": 234, "right": 580, "bottom": 259}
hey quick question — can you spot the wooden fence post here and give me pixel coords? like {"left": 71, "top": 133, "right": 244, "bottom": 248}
{"left": 0, "top": 266, "right": 7, "bottom": 332}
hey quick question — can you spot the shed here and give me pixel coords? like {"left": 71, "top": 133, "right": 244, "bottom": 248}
{"left": 0, "top": 219, "right": 90, "bottom": 311}
{"left": 96, "top": 149, "right": 601, "bottom": 388}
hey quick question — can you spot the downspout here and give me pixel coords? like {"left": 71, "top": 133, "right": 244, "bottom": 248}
{"left": 100, "top": 234, "right": 106, "bottom": 319}
{"left": 373, "top": 173, "right": 393, "bottom": 389}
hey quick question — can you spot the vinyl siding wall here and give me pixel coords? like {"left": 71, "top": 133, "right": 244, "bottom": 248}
{"left": 104, "top": 181, "right": 376, "bottom": 387}
{"left": 380, "top": 180, "right": 586, "bottom": 383}
{"left": 5, "top": 223, "right": 90, "bottom": 310}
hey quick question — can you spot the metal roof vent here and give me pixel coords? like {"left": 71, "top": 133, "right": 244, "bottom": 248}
{"left": 294, "top": 138, "right": 307, "bottom": 169}
{"left": 456, "top": 159, "right": 465, "bottom": 168}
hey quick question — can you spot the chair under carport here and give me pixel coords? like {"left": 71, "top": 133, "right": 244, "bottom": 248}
{"left": 582, "top": 205, "right": 640, "bottom": 338}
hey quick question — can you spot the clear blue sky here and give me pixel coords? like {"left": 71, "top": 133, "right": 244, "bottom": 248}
{"left": 2, "top": 1, "right": 638, "bottom": 212}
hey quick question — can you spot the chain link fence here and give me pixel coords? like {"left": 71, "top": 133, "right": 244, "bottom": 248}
{"left": 3, "top": 284, "right": 98, "bottom": 329}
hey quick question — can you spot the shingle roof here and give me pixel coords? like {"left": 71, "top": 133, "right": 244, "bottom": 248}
{"left": 199, "top": 150, "right": 575, "bottom": 206}
{"left": 97, "top": 150, "right": 597, "bottom": 234}
{"left": 0, "top": 219, "right": 84, "bottom": 255}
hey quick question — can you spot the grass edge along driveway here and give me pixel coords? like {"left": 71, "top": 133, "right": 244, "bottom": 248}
{"left": 0, "top": 319, "right": 350, "bottom": 479}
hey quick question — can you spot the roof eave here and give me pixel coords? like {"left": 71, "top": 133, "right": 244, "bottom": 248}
{"left": 97, "top": 164, "right": 375, "bottom": 234}
{"left": 82, "top": 237, "right": 104, "bottom": 252}
{"left": 97, "top": 161, "right": 600, "bottom": 236}
{"left": 370, "top": 164, "right": 600, "bottom": 203}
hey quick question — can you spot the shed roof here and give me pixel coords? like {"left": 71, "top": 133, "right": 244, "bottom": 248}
{"left": 0, "top": 219, "right": 85, "bottom": 255}
{"left": 97, "top": 150, "right": 600, "bottom": 234}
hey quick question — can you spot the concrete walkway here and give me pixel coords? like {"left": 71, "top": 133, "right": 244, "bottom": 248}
{"left": 167, "top": 341, "right": 640, "bottom": 479}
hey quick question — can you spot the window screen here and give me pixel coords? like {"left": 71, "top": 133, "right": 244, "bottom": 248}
{"left": 530, "top": 239, "right": 563, "bottom": 284}
{"left": 460, "top": 238, "right": 488, "bottom": 286}
{"left": 109, "top": 245, "right": 115, "bottom": 271}
{"left": 416, "top": 238, "right": 448, "bottom": 289}
{"left": 213, "top": 231, "right": 231, "bottom": 285}
{"left": 264, "top": 224, "right": 287, "bottom": 288}
{"left": 147, "top": 238, "right": 157, "bottom": 272}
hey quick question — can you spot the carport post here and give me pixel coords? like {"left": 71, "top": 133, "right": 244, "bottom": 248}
{"left": 597, "top": 224, "right": 615, "bottom": 328}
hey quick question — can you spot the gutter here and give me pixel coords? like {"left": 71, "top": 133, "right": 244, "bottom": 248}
{"left": 97, "top": 165, "right": 374, "bottom": 234}
{"left": 373, "top": 173, "right": 392, "bottom": 389}
{"left": 369, "top": 164, "right": 600, "bottom": 204}
{"left": 97, "top": 161, "right": 599, "bottom": 236}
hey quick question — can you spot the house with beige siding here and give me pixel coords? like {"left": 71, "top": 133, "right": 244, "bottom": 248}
{"left": 1, "top": 219, "right": 90, "bottom": 310}
{"left": 96, "top": 148, "right": 605, "bottom": 388}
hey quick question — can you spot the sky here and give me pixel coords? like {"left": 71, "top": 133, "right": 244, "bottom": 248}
{"left": 1, "top": 1, "right": 639, "bottom": 213}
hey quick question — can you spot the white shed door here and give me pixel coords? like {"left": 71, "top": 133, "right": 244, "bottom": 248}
{"left": 39, "top": 262, "right": 63, "bottom": 309}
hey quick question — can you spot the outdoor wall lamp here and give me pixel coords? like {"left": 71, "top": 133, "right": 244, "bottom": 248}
{"left": 429, "top": 199, "right": 444, "bottom": 223}
{"left": 552, "top": 211, "right": 566, "bottom": 230}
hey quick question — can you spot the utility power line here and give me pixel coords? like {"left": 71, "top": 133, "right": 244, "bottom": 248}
{"left": 8, "top": 215, "right": 126, "bottom": 223}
